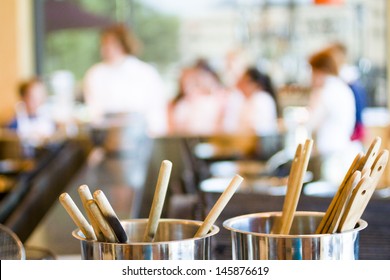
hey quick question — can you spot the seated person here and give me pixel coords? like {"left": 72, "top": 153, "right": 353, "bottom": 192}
{"left": 168, "top": 59, "right": 227, "bottom": 135}
{"left": 8, "top": 78, "right": 56, "bottom": 147}
{"left": 223, "top": 67, "right": 279, "bottom": 135}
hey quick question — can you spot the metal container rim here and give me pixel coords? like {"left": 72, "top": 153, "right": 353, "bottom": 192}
{"left": 0, "top": 224, "right": 26, "bottom": 260}
{"left": 72, "top": 218, "right": 220, "bottom": 245}
{"left": 222, "top": 211, "right": 367, "bottom": 238}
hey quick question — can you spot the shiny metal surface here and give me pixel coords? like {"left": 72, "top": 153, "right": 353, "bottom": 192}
{"left": 73, "top": 219, "right": 219, "bottom": 260}
{"left": 223, "top": 211, "right": 367, "bottom": 260}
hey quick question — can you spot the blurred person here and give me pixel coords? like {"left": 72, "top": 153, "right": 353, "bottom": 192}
{"left": 223, "top": 49, "right": 249, "bottom": 88}
{"left": 168, "top": 59, "right": 226, "bottom": 135}
{"left": 7, "top": 77, "right": 56, "bottom": 147}
{"left": 83, "top": 23, "right": 168, "bottom": 136}
{"left": 308, "top": 49, "right": 356, "bottom": 155}
{"left": 223, "top": 67, "right": 279, "bottom": 135}
{"left": 325, "top": 42, "right": 367, "bottom": 142}
{"left": 308, "top": 49, "right": 360, "bottom": 183}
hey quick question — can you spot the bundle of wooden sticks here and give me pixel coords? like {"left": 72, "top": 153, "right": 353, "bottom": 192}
{"left": 59, "top": 186, "right": 128, "bottom": 243}
{"left": 60, "top": 160, "right": 244, "bottom": 243}
{"left": 316, "top": 137, "right": 388, "bottom": 234}
{"left": 272, "top": 137, "right": 388, "bottom": 235}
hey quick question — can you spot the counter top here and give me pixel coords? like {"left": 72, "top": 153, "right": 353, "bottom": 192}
{"left": 25, "top": 137, "right": 153, "bottom": 256}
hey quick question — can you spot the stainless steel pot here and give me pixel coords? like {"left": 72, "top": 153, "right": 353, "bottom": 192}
{"left": 223, "top": 211, "right": 367, "bottom": 260}
{"left": 73, "top": 219, "right": 219, "bottom": 260}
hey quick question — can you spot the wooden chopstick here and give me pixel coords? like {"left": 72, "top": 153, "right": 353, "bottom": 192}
{"left": 78, "top": 185, "right": 105, "bottom": 241}
{"left": 59, "top": 193, "right": 96, "bottom": 240}
{"left": 94, "top": 190, "right": 128, "bottom": 243}
{"left": 86, "top": 199, "right": 117, "bottom": 243}
{"left": 271, "top": 139, "right": 313, "bottom": 235}
{"left": 279, "top": 139, "right": 313, "bottom": 235}
{"left": 271, "top": 144, "right": 302, "bottom": 234}
{"left": 194, "top": 174, "right": 243, "bottom": 238}
{"left": 143, "top": 160, "right": 172, "bottom": 242}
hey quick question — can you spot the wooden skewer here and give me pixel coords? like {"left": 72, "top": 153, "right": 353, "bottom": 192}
{"left": 78, "top": 185, "right": 105, "bottom": 241}
{"left": 194, "top": 174, "right": 243, "bottom": 238}
{"left": 271, "top": 144, "right": 302, "bottom": 234}
{"left": 143, "top": 160, "right": 172, "bottom": 242}
{"left": 94, "top": 190, "right": 128, "bottom": 243}
{"left": 279, "top": 139, "right": 313, "bottom": 235}
{"left": 86, "top": 199, "right": 117, "bottom": 243}
{"left": 59, "top": 193, "right": 96, "bottom": 240}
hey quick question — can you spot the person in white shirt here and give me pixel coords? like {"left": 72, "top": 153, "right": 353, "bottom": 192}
{"left": 223, "top": 67, "right": 279, "bottom": 135}
{"left": 7, "top": 78, "right": 56, "bottom": 148}
{"left": 324, "top": 42, "right": 367, "bottom": 143}
{"left": 308, "top": 49, "right": 356, "bottom": 155}
{"left": 83, "top": 24, "right": 168, "bottom": 136}
{"left": 308, "top": 49, "right": 359, "bottom": 184}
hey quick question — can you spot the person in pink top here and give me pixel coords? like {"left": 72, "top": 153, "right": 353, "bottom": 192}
{"left": 168, "top": 59, "right": 227, "bottom": 136}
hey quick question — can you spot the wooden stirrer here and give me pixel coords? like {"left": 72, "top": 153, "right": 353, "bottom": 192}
{"left": 86, "top": 199, "right": 117, "bottom": 243}
{"left": 315, "top": 152, "right": 363, "bottom": 234}
{"left": 326, "top": 171, "right": 361, "bottom": 234}
{"left": 271, "top": 143, "right": 302, "bottom": 234}
{"left": 194, "top": 174, "right": 243, "bottom": 238}
{"left": 143, "top": 160, "right": 172, "bottom": 242}
{"left": 59, "top": 193, "right": 96, "bottom": 240}
{"left": 338, "top": 150, "right": 389, "bottom": 232}
{"left": 279, "top": 139, "right": 313, "bottom": 235}
{"left": 358, "top": 136, "right": 381, "bottom": 172}
{"left": 78, "top": 185, "right": 105, "bottom": 241}
{"left": 94, "top": 190, "right": 128, "bottom": 243}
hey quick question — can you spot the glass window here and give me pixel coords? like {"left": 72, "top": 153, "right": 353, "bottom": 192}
{"left": 38, "top": 0, "right": 387, "bottom": 107}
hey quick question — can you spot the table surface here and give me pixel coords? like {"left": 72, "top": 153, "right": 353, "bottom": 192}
{"left": 25, "top": 139, "right": 153, "bottom": 256}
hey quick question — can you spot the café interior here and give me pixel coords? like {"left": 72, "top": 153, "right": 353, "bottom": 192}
{"left": 1, "top": 0, "right": 390, "bottom": 260}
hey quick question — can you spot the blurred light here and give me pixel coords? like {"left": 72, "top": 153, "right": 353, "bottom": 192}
{"left": 314, "top": 0, "right": 344, "bottom": 5}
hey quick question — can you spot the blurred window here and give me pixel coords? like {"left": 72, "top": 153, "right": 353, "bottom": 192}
{"left": 35, "top": 0, "right": 387, "bottom": 107}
